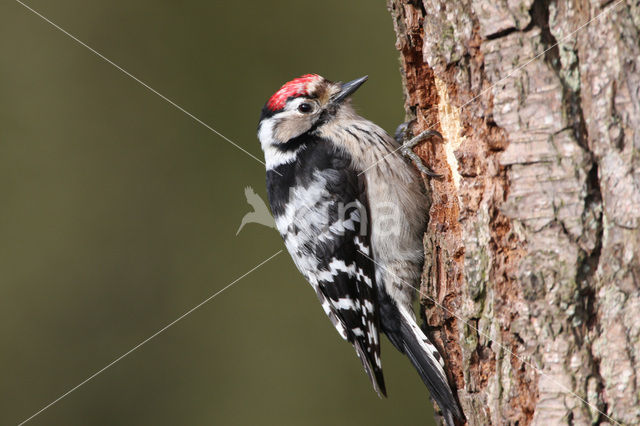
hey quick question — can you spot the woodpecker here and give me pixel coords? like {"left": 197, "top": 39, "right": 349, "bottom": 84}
{"left": 257, "top": 74, "right": 463, "bottom": 425}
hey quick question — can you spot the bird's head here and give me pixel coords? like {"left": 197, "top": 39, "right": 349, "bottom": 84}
{"left": 257, "top": 74, "right": 367, "bottom": 147}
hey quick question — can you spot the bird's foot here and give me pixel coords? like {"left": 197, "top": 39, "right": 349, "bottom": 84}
{"left": 395, "top": 122, "right": 443, "bottom": 178}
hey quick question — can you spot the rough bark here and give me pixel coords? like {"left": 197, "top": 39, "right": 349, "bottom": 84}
{"left": 387, "top": 0, "right": 640, "bottom": 424}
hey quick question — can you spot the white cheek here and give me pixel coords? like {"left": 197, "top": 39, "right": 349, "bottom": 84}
{"left": 258, "top": 117, "right": 304, "bottom": 170}
{"left": 257, "top": 104, "right": 319, "bottom": 170}
{"left": 257, "top": 119, "right": 274, "bottom": 148}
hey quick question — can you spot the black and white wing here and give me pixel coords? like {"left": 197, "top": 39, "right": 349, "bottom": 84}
{"left": 312, "top": 170, "right": 385, "bottom": 396}
{"left": 267, "top": 144, "right": 385, "bottom": 396}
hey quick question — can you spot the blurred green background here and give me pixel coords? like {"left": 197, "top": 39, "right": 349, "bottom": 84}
{"left": 1, "top": 1, "right": 437, "bottom": 424}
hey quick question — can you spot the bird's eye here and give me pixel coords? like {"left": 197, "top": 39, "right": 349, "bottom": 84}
{"left": 298, "top": 103, "right": 313, "bottom": 113}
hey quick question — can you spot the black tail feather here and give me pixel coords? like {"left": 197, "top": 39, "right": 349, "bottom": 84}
{"left": 398, "top": 318, "right": 463, "bottom": 425}
{"left": 354, "top": 341, "right": 387, "bottom": 397}
{"left": 378, "top": 292, "right": 463, "bottom": 425}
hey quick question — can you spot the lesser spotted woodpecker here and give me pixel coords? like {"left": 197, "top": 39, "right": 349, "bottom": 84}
{"left": 257, "top": 74, "right": 463, "bottom": 424}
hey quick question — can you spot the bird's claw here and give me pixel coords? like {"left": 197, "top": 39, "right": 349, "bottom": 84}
{"left": 395, "top": 124, "right": 444, "bottom": 178}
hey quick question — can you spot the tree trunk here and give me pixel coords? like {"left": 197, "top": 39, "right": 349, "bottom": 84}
{"left": 386, "top": 0, "right": 640, "bottom": 424}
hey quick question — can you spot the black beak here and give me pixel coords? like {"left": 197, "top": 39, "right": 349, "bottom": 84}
{"left": 332, "top": 75, "right": 368, "bottom": 104}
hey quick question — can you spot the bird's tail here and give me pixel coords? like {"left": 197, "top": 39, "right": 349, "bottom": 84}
{"left": 353, "top": 340, "right": 387, "bottom": 398}
{"left": 392, "top": 305, "right": 464, "bottom": 426}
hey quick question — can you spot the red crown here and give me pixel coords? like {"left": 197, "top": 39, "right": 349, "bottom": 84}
{"left": 266, "top": 74, "right": 321, "bottom": 111}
